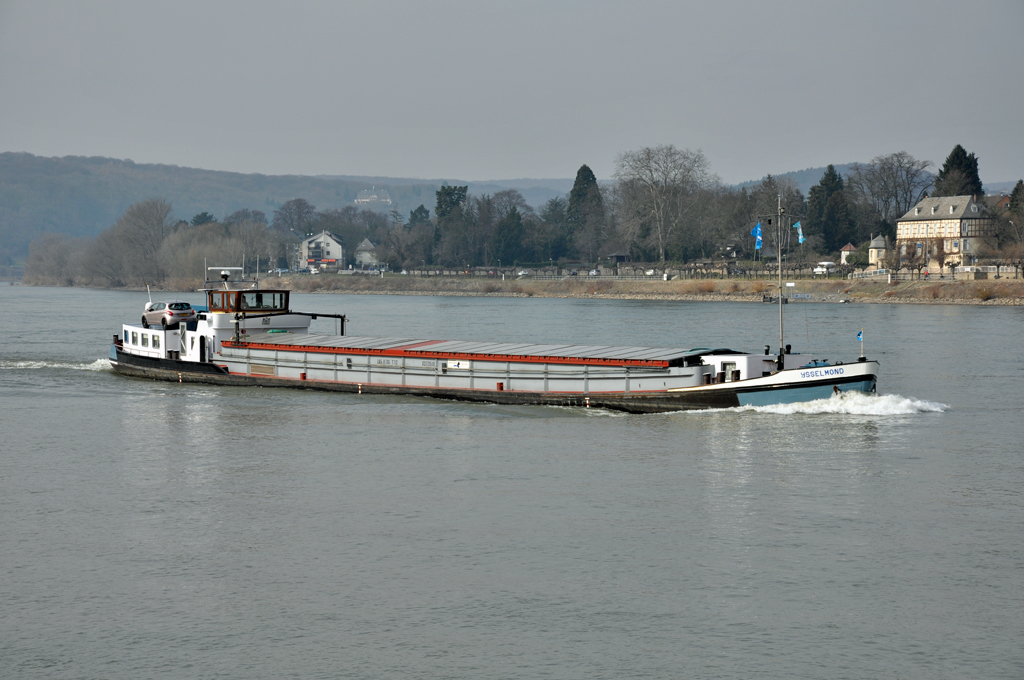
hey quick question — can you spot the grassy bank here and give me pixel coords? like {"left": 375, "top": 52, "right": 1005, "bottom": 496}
{"left": 151, "top": 274, "right": 1024, "bottom": 305}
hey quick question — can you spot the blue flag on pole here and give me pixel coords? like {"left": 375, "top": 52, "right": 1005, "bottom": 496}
{"left": 857, "top": 330, "right": 863, "bottom": 341}
{"left": 793, "top": 221, "right": 806, "bottom": 244}
{"left": 751, "top": 222, "right": 762, "bottom": 250}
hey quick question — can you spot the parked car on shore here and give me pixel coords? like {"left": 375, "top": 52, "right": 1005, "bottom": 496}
{"left": 813, "top": 261, "right": 836, "bottom": 275}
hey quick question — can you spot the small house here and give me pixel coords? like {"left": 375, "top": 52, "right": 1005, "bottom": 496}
{"left": 839, "top": 243, "right": 857, "bottom": 264}
{"left": 867, "top": 235, "right": 888, "bottom": 270}
{"left": 300, "top": 231, "right": 344, "bottom": 271}
{"left": 354, "top": 238, "right": 379, "bottom": 268}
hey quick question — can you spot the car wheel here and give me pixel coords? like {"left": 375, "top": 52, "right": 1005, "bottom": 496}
{"left": 142, "top": 316, "right": 149, "bottom": 328}
{"left": 161, "top": 318, "right": 168, "bottom": 329}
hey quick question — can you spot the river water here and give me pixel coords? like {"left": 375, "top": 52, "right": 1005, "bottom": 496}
{"left": 2, "top": 285, "right": 1022, "bottom": 679}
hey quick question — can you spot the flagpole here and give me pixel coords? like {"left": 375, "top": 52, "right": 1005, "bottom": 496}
{"left": 860, "top": 328, "right": 864, "bottom": 360}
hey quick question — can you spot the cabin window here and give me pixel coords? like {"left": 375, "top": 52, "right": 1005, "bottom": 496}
{"left": 131, "top": 331, "right": 138, "bottom": 345}
{"left": 153, "top": 335, "right": 160, "bottom": 349}
{"left": 141, "top": 334, "right": 149, "bottom": 347}
{"left": 207, "top": 291, "right": 239, "bottom": 311}
{"left": 124, "top": 330, "right": 129, "bottom": 342}
{"left": 240, "top": 292, "right": 287, "bottom": 311}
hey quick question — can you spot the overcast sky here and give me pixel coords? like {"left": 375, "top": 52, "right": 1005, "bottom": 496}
{"left": 1, "top": 0, "right": 1022, "bottom": 185}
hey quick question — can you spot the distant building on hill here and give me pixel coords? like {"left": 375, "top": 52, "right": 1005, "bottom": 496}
{"left": 895, "top": 196, "right": 996, "bottom": 268}
{"left": 354, "top": 187, "right": 392, "bottom": 211}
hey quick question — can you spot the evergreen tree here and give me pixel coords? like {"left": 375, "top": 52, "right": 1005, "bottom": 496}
{"left": 1009, "top": 179, "right": 1024, "bottom": 217}
{"left": 492, "top": 206, "right": 524, "bottom": 264}
{"left": 407, "top": 205, "right": 430, "bottom": 231}
{"left": 933, "top": 144, "right": 983, "bottom": 197}
{"left": 191, "top": 211, "right": 216, "bottom": 226}
{"left": 805, "top": 165, "right": 851, "bottom": 251}
{"left": 435, "top": 185, "right": 468, "bottom": 220}
{"left": 566, "top": 165, "right": 605, "bottom": 257}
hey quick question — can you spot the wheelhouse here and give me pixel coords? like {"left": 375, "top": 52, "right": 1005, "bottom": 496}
{"left": 206, "top": 290, "right": 290, "bottom": 314}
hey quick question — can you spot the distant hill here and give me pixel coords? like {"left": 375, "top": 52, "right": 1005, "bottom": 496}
{"left": 734, "top": 164, "right": 860, "bottom": 195}
{"left": 0, "top": 153, "right": 570, "bottom": 263}
{"left": 737, "top": 164, "right": 1019, "bottom": 197}
{"left": 319, "top": 175, "right": 573, "bottom": 208}
{"left": 3, "top": 152, "right": 1016, "bottom": 264}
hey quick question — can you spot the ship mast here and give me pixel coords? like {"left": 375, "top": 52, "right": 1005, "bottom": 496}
{"left": 777, "top": 194, "right": 785, "bottom": 368}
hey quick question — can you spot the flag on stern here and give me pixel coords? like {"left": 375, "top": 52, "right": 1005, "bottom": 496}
{"left": 793, "top": 221, "right": 806, "bottom": 244}
{"left": 751, "top": 222, "right": 762, "bottom": 250}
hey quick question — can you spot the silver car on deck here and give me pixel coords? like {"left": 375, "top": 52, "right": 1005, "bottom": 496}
{"left": 142, "top": 301, "right": 196, "bottom": 329}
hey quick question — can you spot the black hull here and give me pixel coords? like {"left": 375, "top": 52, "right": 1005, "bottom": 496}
{"left": 112, "top": 347, "right": 737, "bottom": 413}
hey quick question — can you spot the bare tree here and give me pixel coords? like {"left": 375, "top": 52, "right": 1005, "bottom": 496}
{"left": 848, "top": 152, "right": 933, "bottom": 226}
{"left": 23, "top": 233, "right": 81, "bottom": 285}
{"left": 228, "top": 220, "right": 272, "bottom": 272}
{"left": 82, "top": 198, "right": 172, "bottom": 286}
{"left": 272, "top": 199, "right": 316, "bottom": 234}
{"left": 614, "top": 145, "right": 716, "bottom": 263}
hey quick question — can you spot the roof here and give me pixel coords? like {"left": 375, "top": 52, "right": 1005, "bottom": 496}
{"left": 869, "top": 235, "right": 887, "bottom": 249}
{"left": 238, "top": 333, "right": 745, "bottom": 366}
{"left": 355, "top": 238, "right": 376, "bottom": 251}
{"left": 897, "top": 196, "right": 988, "bottom": 223}
{"left": 305, "top": 230, "right": 343, "bottom": 245}
{"left": 840, "top": 243, "right": 857, "bottom": 252}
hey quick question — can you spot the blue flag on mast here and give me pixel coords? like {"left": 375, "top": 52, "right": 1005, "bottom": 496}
{"left": 751, "top": 222, "right": 762, "bottom": 250}
{"left": 857, "top": 330, "right": 863, "bottom": 341}
{"left": 793, "top": 221, "right": 806, "bottom": 244}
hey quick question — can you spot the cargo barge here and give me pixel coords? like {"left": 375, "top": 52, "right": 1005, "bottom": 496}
{"left": 109, "top": 267, "right": 879, "bottom": 413}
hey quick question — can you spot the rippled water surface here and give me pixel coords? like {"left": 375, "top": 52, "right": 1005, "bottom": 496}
{"left": 2, "top": 286, "right": 1022, "bottom": 679}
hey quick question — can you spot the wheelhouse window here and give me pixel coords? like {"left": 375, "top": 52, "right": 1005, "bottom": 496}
{"left": 207, "top": 291, "right": 239, "bottom": 311}
{"left": 239, "top": 291, "right": 288, "bottom": 311}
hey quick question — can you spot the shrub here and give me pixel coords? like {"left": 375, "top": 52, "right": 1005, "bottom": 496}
{"left": 974, "top": 285, "right": 996, "bottom": 301}
{"left": 751, "top": 281, "right": 767, "bottom": 293}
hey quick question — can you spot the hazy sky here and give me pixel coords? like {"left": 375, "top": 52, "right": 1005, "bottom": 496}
{"left": 2, "top": 0, "right": 1022, "bottom": 185}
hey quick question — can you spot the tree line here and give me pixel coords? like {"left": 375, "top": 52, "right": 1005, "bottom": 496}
{"left": 24, "top": 143, "right": 1023, "bottom": 286}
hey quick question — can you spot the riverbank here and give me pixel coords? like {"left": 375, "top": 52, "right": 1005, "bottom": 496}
{"left": 147, "top": 274, "right": 1024, "bottom": 305}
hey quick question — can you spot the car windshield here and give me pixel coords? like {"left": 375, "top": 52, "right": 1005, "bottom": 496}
{"left": 168, "top": 302, "right": 192, "bottom": 310}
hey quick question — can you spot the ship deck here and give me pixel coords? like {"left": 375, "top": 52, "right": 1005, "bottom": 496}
{"left": 229, "top": 333, "right": 741, "bottom": 368}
